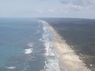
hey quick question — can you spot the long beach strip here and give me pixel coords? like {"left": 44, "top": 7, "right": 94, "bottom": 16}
{"left": 42, "top": 20, "right": 91, "bottom": 71}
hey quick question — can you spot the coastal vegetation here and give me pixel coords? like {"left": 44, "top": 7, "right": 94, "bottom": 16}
{"left": 39, "top": 18, "right": 95, "bottom": 71}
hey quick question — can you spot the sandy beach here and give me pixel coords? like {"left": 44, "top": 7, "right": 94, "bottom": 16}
{"left": 43, "top": 20, "right": 91, "bottom": 71}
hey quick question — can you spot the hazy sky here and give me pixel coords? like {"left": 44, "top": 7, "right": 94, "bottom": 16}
{"left": 0, "top": 0, "right": 95, "bottom": 19}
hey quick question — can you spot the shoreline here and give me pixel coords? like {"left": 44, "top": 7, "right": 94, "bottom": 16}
{"left": 42, "top": 20, "right": 91, "bottom": 71}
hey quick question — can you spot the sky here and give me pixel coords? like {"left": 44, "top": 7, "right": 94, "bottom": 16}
{"left": 0, "top": 0, "right": 95, "bottom": 19}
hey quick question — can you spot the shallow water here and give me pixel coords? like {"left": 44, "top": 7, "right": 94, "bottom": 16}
{"left": 0, "top": 18, "right": 64, "bottom": 71}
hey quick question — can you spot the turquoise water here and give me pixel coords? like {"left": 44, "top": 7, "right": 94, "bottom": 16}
{"left": 0, "top": 18, "right": 41, "bottom": 67}
{"left": 0, "top": 18, "right": 62, "bottom": 71}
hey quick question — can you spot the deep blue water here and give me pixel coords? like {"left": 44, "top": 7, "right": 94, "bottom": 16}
{"left": 0, "top": 18, "right": 62, "bottom": 71}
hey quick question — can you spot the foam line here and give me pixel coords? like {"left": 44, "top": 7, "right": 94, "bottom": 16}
{"left": 39, "top": 20, "right": 61, "bottom": 71}
{"left": 24, "top": 48, "right": 33, "bottom": 54}
{"left": 6, "top": 66, "right": 16, "bottom": 69}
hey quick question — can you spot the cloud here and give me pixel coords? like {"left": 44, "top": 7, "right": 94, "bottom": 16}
{"left": 60, "top": 9, "right": 68, "bottom": 13}
{"left": 60, "top": 9, "right": 64, "bottom": 12}
{"left": 60, "top": 0, "right": 95, "bottom": 6}
{"left": 40, "top": 0, "right": 95, "bottom": 7}
{"left": 60, "top": 5, "right": 85, "bottom": 13}
{"left": 35, "top": 9, "right": 43, "bottom": 13}
{"left": 59, "top": 0, "right": 95, "bottom": 13}
{"left": 48, "top": 9, "right": 55, "bottom": 12}
{"left": 60, "top": 4, "right": 95, "bottom": 13}
{"left": 70, "top": 5, "right": 83, "bottom": 11}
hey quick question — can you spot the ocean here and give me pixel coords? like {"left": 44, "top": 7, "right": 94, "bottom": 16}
{"left": 0, "top": 18, "right": 62, "bottom": 71}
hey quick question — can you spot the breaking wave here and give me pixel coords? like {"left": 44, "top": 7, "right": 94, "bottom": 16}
{"left": 39, "top": 20, "right": 61, "bottom": 71}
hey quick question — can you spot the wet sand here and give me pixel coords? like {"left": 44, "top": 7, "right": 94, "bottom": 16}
{"left": 43, "top": 20, "right": 91, "bottom": 71}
